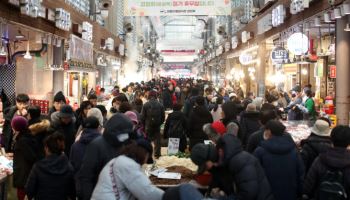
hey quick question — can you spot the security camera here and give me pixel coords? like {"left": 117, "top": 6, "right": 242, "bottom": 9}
{"left": 217, "top": 26, "right": 226, "bottom": 35}
{"left": 99, "top": 0, "right": 113, "bottom": 10}
{"left": 138, "top": 36, "right": 144, "bottom": 44}
{"left": 208, "top": 37, "right": 215, "bottom": 44}
{"left": 124, "top": 22, "right": 133, "bottom": 33}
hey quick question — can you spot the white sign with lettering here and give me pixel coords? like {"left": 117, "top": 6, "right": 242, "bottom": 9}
{"left": 167, "top": 138, "right": 180, "bottom": 155}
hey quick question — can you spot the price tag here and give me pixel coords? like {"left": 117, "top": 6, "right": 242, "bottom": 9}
{"left": 167, "top": 138, "right": 180, "bottom": 155}
{"left": 157, "top": 172, "right": 181, "bottom": 180}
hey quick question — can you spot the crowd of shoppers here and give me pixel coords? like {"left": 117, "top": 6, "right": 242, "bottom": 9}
{"left": 1, "top": 78, "right": 349, "bottom": 200}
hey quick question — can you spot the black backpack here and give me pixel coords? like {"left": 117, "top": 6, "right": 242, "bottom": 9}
{"left": 147, "top": 103, "right": 162, "bottom": 127}
{"left": 168, "top": 120, "right": 185, "bottom": 139}
{"left": 319, "top": 170, "right": 348, "bottom": 200}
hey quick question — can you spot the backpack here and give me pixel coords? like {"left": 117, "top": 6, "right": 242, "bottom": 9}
{"left": 147, "top": 102, "right": 162, "bottom": 127}
{"left": 168, "top": 120, "right": 186, "bottom": 139}
{"left": 319, "top": 170, "right": 348, "bottom": 200}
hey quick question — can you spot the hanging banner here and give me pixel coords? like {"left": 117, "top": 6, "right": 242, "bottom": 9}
{"left": 124, "top": 0, "right": 231, "bottom": 16}
{"left": 69, "top": 34, "right": 94, "bottom": 64}
{"left": 329, "top": 65, "right": 336, "bottom": 78}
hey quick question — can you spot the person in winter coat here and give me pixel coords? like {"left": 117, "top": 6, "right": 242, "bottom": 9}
{"left": 300, "top": 118, "right": 332, "bottom": 173}
{"left": 12, "top": 116, "right": 41, "bottom": 200}
{"left": 164, "top": 103, "right": 188, "bottom": 152}
{"left": 254, "top": 120, "right": 305, "bottom": 200}
{"left": 25, "top": 133, "right": 75, "bottom": 200}
{"left": 92, "top": 139, "right": 164, "bottom": 200}
{"left": 76, "top": 113, "right": 134, "bottom": 200}
{"left": 141, "top": 91, "right": 165, "bottom": 158}
{"left": 246, "top": 104, "right": 278, "bottom": 153}
{"left": 27, "top": 106, "right": 51, "bottom": 160}
{"left": 297, "top": 90, "right": 317, "bottom": 125}
{"left": 162, "top": 184, "right": 205, "bottom": 200}
{"left": 239, "top": 103, "right": 261, "bottom": 148}
{"left": 190, "top": 134, "right": 274, "bottom": 200}
{"left": 221, "top": 101, "right": 240, "bottom": 137}
{"left": 75, "top": 101, "right": 92, "bottom": 130}
{"left": 2, "top": 93, "right": 30, "bottom": 152}
{"left": 303, "top": 125, "right": 350, "bottom": 200}
{"left": 203, "top": 121, "right": 227, "bottom": 144}
{"left": 75, "top": 108, "right": 104, "bottom": 141}
{"left": 187, "top": 96, "right": 213, "bottom": 150}
{"left": 70, "top": 116, "right": 101, "bottom": 173}
{"left": 162, "top": 83, "right": 174, "bottom": 110}
{"left": 50, "top": 105, "right": 77, "bottom": 157}
{"left": 284, "top": 90, "right": 303, "bottom": 121}
{"left": 211, "top": 96, "right": 223, "bottom": 121}
{"left": 48, "top": 91, "right": 66, "bottom": 119}
{"left": 183, "top": 87, "right": 200, "bottom": 117}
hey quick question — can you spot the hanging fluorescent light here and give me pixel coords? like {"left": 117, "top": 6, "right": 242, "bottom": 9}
{"left": 334, "top": 7, "right": 342, "bottom": 19}
{"left": 324, "top": 12, "right": 331, "bottom": 23}
{"left": 343, "top": 2, "right": 350, "bottom": 15}
{"left": 314, "top": 17, "right": 321, "bottom": 27}
{"left": 24, "top": 40, "right": 32, "bottom": 59}
{"left": 0, "top": 45, "right": 6, "bottom": 56}
{"left": 345, "top": 23, "right": 350, "bottom": 31}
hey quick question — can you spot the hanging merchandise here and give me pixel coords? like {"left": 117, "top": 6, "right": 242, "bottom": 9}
{"left": 287, "top": 32, "right": 309, "bottom": 55}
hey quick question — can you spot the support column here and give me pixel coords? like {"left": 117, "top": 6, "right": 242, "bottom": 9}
{"left": 335, "top": 17, "right": 350, "bottom": 125}
{"left": 256, "top": 42, "right": 266, "bottom": 97}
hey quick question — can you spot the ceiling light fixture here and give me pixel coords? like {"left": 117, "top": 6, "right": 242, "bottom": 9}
{"left": 345, "top": 23, "right": 350, "bottom": 31}
{"left": 0, "top": 45, "right": 6, "bottom": 56}
{"left": 324, "top": 12, "right": 332, "bottom": 23}
{"left": 334, "top": 7, "right": 342, "bottom": 19}
{"left": 343, "top": 2, "right": 350, "bottom": 15}
{"left": 314, "top": 17, "right": 322, "bottom": 27}
{"left": 24, "top": 32, "right": 32, "bottom": 59}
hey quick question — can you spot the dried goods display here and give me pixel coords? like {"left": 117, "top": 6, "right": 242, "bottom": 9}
{"left": 155, "top": 156, "right": 198, "bottom": 172}
{"left": 150, "top": 166, "right": 194, "bottom": 186}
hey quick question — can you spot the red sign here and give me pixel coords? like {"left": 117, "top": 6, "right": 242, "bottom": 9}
{"left": 330, "top": 65, "right": 336, "bottom": 78}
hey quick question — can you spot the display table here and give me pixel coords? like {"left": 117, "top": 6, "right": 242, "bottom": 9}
{"left": 282, "top": 120, "right": 311, "bottom": 145}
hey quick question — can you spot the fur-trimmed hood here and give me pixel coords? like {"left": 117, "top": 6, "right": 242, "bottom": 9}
{"left": 29, "top": 119, "right": 51, "bottom": 135}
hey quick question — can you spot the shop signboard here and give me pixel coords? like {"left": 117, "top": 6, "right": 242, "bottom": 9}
{"left": 329, "top": 65, "right": 336, "bottom": 78}
{"left": 239, "top": 53, "right": 253, "bottom": 65}
{"left": 271, "top": 47, "right": 289, "bottom": 63}
{"left": 287, "top": 33, "right": 308, "bottom": 55}
{"left": 124, "top": 0, "right": 231, "bottom": 16}
{"left": 231, "top": 36, "right": 238, "bottom": 49}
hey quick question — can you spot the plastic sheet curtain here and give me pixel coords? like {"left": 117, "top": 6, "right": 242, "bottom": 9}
{"left": 0, "top": 63, "right": 16, "bottom": 105}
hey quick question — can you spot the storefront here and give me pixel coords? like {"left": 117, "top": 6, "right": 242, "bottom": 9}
{"left": 63, "top": 34, "right": 96, "bottom": 105}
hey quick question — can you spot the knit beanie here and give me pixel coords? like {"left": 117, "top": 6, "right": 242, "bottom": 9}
{"left": 11, "top": 116, "right": 28, "bottom": 132}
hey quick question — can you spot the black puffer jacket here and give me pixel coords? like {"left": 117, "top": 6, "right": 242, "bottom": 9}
{"left": 254, "top": 135, "right": 304, "bottom": 200}
{"left": 300, "top": 133, "right": 332, "bottom": 173}
{"left": 28, "top": 119, "right": 51, "bottom": 159}
{"left": 141, "top": 99, "right": 165, "bottom": 131}
{"left": 303, "top": 147, "right": 350, "bottom": 199}
{"left": 76, "top": 113, "right": 133, "bottom": 200}
{"left": 239, "top": 111, "right": 261, "bottom": 147}
{"left": 215, "top": 134, "right": 274, "bottom": 200}
{"left": 25, "top": 154, "right": 75, "bottom": 200}
{"left": 50, "top": 112, "right": 76, "bottom": 157}
{"left": 2, "top": 106, "right": 18, "bottom": 152}
{"left": 164, "top": 111, "right": 188, "bottom": 152}
{"left": 13, "top": 131, "right": 41, "bottom": 188}
{"left": 188, "top": 106, "right": 213, "bottom": 149}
